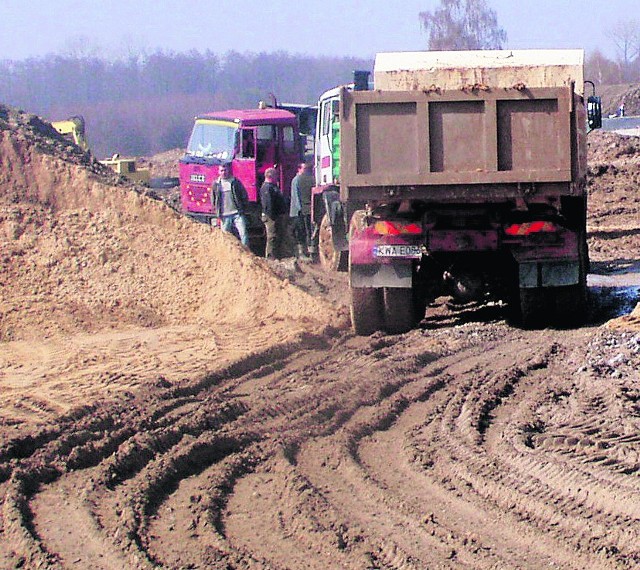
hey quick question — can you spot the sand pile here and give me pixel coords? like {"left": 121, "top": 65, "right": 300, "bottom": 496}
{"left": 0, "top": 103, "right": 341, "bottom": 343}
{"left": 138, "top": 148, "right": 183, "bottom": 178}
{"left": 0, "top": 103, "right": 347, "bottom": 428}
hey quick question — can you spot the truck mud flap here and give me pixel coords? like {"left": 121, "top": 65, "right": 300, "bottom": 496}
{"left": 519, "top": 260, "right": 580, "bottom": 288}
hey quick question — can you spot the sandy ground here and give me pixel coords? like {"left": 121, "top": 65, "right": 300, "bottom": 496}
{"left": 0, "top": 105, "right": 639, "bottom": 569}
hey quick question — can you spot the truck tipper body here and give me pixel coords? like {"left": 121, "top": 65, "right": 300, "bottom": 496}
{"left": 179, "top": 107, "right": 302, "bottom": 248}
{"left": 313, "top": 49, "right": 601, "bottom": 334}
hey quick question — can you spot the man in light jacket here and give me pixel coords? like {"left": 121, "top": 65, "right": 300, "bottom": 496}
{"left": 212, "top": 163, "right": 250, "bottom": 247}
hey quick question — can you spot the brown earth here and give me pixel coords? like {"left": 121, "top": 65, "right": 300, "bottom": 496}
{"left": 138, "top": 149, "right": 183, "bottom": 179}
{"left": 0, "top": 103, "right": 639, "bottom": 569}
{"left": 597, "top": 83, "right": 640, "bottom": 117}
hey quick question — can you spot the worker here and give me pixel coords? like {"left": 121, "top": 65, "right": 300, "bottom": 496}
{"left": 290, "top": 162, "right": 316, "bottom": 260}
{"left": 260, "top": 167, "right": 288, "bottom": 259}
{"left": 213, "top": 163, "right": 250, "bottom": 247}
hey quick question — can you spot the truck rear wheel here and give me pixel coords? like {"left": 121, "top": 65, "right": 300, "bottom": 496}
{"left": 319, "top": 213, "right": 347, "bottom": 271}
{"left": 383, "top": 288, "right": 416, "bottom": 334}
{"left": 350, "top": 287, "right": 383, "bottom": 335}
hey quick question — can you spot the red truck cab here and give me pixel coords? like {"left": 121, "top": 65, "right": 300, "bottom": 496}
{"left": 179, "top": 107, "right": 302, "bottom": 246}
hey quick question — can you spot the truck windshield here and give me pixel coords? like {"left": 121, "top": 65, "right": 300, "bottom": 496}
{"left": 187, "top": 120, "right": 238, "bottom": 159}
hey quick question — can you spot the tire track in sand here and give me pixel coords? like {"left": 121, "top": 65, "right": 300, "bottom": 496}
{"left": 3, "top": 322, "right": 640, "bottom": 569}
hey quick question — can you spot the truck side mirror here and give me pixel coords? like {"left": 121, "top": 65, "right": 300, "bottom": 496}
{"left": 587, "top": 95, "right": 602, "bottom": 130}
{"left": 353, "top": 70, "right": 371, "bottom": 91}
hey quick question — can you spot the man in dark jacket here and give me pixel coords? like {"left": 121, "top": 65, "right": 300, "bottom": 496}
{"left": 213, "top": 163, "right": 249, "bottom": 246}
{"left": 289, "top": 162, "right": 316, "bottom": 260}
{"left": 260, "top": 167, "right": 287, "bottom": 259}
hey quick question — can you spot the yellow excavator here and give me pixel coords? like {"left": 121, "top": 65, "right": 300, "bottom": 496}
{"left": 51, "top": 116, "right": 89, "bottom": 151}
{"left": 51, "top": 116, "right": 150, "bottom": 184}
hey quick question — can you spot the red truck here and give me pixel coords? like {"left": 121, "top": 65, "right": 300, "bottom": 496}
{"left": 313, "top": 50, "right": 603, "bottom": 334}
{"left": 179, "top": 105, "right": 303, "bottom": 249}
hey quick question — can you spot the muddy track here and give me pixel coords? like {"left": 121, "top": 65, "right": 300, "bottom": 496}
{"left": 1, "top": 308, "right": 638, "bottom": 569}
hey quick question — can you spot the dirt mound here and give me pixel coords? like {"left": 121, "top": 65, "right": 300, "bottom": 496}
{"left": 0, "top": 103, "right": 347, "bottom": 429}
{"left": 586, "top": 130, "right": 640, "bottom": 262}
{"left": 138, "top": 148, "right": 183, "bottom": 179}
{"left": 587, "top": 128, "right": 640, "bottom": 165}
{"left": 1, "top": 104, "right": 342, "bottom": 341}
{"left": 597, "top": 83, "right": 640, "bottom": 116}
{"left": 586, "top": 128, "right": 640, "bottom": 329}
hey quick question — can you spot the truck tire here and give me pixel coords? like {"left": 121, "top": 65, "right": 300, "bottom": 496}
{"left": 383, "top": 287, "right": 416, "bottom": 334}
{"left": 319, "top": 213, "right": 347, "bottom": 272}
{"left": 351, "top": 287, "right": 383, "bottom": 335}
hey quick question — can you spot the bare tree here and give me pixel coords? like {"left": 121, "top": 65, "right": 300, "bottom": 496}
{"left": 419, "top": 0, "right": 507, "bottom": 51}
{"left": 607, "top": 19, "right": 640, "bottom": 81}
{"left": 585, "top": 49, "right": 623, "bottom": 85}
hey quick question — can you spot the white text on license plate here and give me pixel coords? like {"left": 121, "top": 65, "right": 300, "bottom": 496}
{"left": 374, "top": 245, "right": 422, "bottom": 258}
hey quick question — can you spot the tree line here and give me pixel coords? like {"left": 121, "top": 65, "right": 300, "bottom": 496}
{"left": 0, "top": 51, "right": 372, "bottom": 158}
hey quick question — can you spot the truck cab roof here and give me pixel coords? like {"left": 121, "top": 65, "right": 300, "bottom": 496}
{"left": 196, "top": 108, "right": 297, "bottom": 127}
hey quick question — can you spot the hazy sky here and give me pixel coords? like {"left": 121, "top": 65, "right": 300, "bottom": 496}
{"left": 0, "top": 0, "right": 635, "bottom": 61}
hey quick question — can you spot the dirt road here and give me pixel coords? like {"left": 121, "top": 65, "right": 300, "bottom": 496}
{"left": 1, "top": 301, "right": 639, "bottom": 569}
{"left": 1, "top": 105, "right": 639, "bottom": 569}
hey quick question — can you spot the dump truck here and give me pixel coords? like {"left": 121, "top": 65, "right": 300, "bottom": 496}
{"left": 179, "top": 105, "right": 304, "bottom": 249}
{"left": 313, "top": 49, "right": 602, "bottom": 334}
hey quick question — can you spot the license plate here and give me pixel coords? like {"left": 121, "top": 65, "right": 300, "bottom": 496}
{"left": 373, "top": 245, "right": 422, "bottom": 258}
